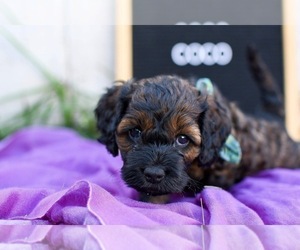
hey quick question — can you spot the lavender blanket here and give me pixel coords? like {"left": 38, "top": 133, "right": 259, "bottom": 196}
{"left": 0, "top": 127, "right": 300, "bottom": 249}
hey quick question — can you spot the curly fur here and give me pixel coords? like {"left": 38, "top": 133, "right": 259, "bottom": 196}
{"left": 95, "top": 73, "right": 300, "bottom": 200}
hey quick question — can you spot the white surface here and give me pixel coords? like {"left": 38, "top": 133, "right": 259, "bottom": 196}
{"left": 0, "top": 0, "right": 115, "bottom": 123}
{"left": 1, "top": 0, "right": 300, "bottom": 124}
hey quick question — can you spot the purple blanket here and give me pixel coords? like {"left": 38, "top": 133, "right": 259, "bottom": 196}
{"left": 0, "top": 127, "right": 300, "bottom": 249}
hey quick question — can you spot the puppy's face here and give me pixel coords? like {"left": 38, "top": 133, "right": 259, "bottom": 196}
{"left": 95, "top": 75, "right": 231, "bottom": 195}
{"left": 116, "top": 78, "right": 203, "bottom": 195}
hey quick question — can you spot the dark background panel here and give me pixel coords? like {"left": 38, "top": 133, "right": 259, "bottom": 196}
{"left": 132, "top": 0, "right": 282, "bottom": 25}
{"left": 132, "top": 26, "right": 283, "bottom": 118}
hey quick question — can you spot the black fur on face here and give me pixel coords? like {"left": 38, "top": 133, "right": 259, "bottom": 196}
{"left": 95, "top": 75, "right": 232, "bottom": 195}
{"left": 121, "top": 144, "right": 189, "bottom": 195}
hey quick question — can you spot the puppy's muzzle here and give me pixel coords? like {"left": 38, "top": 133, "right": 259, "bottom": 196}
{"left": 143, "top": 166, "right": 165, "bottom": 183}
{"left": 121, "top": 144, "right": 189, "bottom": 195}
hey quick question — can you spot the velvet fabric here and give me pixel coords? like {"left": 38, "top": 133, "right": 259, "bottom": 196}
{"left": 0, "top": 127, "right": 299, "bottom": 249}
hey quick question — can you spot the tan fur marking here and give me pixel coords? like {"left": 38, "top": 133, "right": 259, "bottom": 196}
{"left": 168, "top": 115, "right": 201, "bottom": 146}
{"left": 184, "top": 146, "right": 201, "bottom": 164}
{"left": 187, "top": 160, "right": 204, "bottom": 180}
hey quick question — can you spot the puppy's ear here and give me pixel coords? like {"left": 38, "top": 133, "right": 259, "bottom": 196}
{"left": 198, "top": 88, "right": 232, "bottom": 167}
{"left": 95, "top": 85, "right": 122, "bottom": 156}
{"left": 95, "top": 82, "right": 134, "bottom": 156}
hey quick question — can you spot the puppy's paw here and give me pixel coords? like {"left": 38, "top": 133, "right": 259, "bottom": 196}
{"left": 139, "top": 193, "right": 170, "bottom": 204}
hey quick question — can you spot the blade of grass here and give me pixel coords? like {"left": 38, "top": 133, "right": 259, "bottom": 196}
{"left": 0, "top": 86, "right": 48, "bottom": 105}
{"left": 0, "top": 27, "right": 61, "bottom": 86}
{"left": 0, "top": 2, "right": 21, "bottom": 24}
{"left": 0, "top": 26, "right": 99, "bottom": 139}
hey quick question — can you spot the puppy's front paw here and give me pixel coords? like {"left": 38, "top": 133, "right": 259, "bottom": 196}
{"left": 139, "top": 193, "right": 170, "bottom": 204}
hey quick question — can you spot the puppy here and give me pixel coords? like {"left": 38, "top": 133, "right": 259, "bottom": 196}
{"left": 95, "top": 73, "right": 300, "bottom": 203}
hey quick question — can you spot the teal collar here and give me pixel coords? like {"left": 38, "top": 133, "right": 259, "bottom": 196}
{"left": 196, "top": 78, "right": 242, "bottom": 165}
{"left": 219, "top": 134, "right": 242, "bottom": 164}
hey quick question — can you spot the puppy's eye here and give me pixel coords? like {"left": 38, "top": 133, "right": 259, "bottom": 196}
{"left": 176, "top": 135, "right": 190, "bottom": 146}
{"left": 129, "top": 128, "right": 142, "bottom": 140}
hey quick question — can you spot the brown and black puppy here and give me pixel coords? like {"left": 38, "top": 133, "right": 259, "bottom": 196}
{"left": 95, "top": 75, "right": 300, "bottom": 202}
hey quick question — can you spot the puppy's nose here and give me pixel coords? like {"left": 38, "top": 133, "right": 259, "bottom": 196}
{"left": 144, "top": 167, "right": 165, "bottom": 183}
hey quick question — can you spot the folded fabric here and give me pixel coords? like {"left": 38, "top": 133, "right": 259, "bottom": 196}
{"left": 0, "top": 126, "right": 299, "bottom": 249}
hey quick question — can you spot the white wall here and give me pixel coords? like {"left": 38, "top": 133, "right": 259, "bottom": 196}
{"left": 1, "top": 0, "right": 300, "bottom": 130}
{"left": 0, "top": 0, "right": 115, "bottom": 123}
